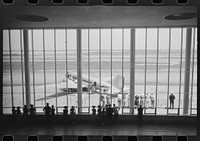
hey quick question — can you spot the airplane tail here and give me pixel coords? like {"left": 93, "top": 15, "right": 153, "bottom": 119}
{"left": 106, "top": 75, "right": 124, "bottom": 90}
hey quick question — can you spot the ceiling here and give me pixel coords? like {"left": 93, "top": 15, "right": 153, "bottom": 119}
{"left": 0, "top": 6, "right": 197, "bottom": 28}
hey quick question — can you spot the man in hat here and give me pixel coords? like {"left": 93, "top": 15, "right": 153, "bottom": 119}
{"left": 169, "top": 93, "right": 175, "bottom": 109}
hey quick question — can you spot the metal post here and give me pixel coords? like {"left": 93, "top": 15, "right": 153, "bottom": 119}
{"left": 111, "top": 29, "right": 113, "bottom": 105}
{"left": 155, "top": 28, "right": 159, "bottom": 115}
{"left": 183, "top": 28, "right": 192, "bottom": 115}
{"left": 77, "top": 29, "right": 82, "bottom": 113}
{"left": 43, "top": 30, "right": 47, "bottom": 106}
{"left": 122, "top": 28, "right": 124, "bottom": 113}
{"left": 167, "top": 28, "right": 171, "bottom": 114}
{"left": 54, "top": 29, "right": 58, "bottom": 114}
{"left": 31, "top": 30, "right": 36, "bottom": 106}
{"left": 20, "top": 30, "right": 25, "bottom": 107}
{"left": 88, "top": 29, "right": 90, "bottom": 113}
{"left": 178, "top": 28, "right": 183, "bottom": 115}
{"left": 190, "top": 28, "right": 196, "bottom": 115}
{"left": 99, "top": 29, "right": 101, "bottom": 106}
{"left": 144, "top": 28, "right": 147, "bottom": 114}
{"left": 23, "top": 30, "right": 31, "bottom": 109}
{"left": 65, "top": 29, "right": 68, "bottom": 106}
{"left": 0, "top": 29, "right": 3, "bottom": 115}
{"left": 130, "top": 28, "right": 135, "bottom": 114}
{"left": 8, "top": 30, "right": 14, "bottom": 109}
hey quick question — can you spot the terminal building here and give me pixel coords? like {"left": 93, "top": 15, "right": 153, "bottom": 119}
{"left": 0, "top": 3, "right": 199, "bottom": 141}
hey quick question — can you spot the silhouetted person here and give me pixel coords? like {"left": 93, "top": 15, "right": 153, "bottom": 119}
{"left": 23, "top": 105, "right": 29, "bottom": 122}
{"left": 101, "top": 108, "right": 106, "bottom": 125}
{"left": 169, "top": 93, "right": 175, "bottom": 109}
{"left": 107, "top": 104, "right": 113, "bottom": 123}
{"left": 12, "top": 106, "right": 17, "bottom": 117}
{"left": 43, "top": 103, "right": 51, "bottom": 122}
{"left": 51, "top": 105, "right": 55, "bottom": 123}
{"left": 140, "top": 95, "right": 144, "bottom": 106}
{"left": 97, "top": 105, "right": 102, "bottom": 124}
{"left": 63, "top": 106, "right": 68, "bottom": 124}
{"left": 30, "top": 105, "right": 36, "bottom": 116}
{"left": 150, "top": 93, "right": 155, "bottom": 108}
{"left": 135, "top": 95, "right": 140, "bottom": 108}
{"left": 23, "top": 105, "right": 29, "bottom": 117}
{"left": 16, "top": 106, "right": 21, "bottom": 122}
{"left": 92, "top": 106, "right": 96, "bottom": 115}
{"left": 113, "top": 104, "right": 120, "bottom": 121}
{"left": 70, "top": 106, "right": 76, "bottom": 124}
{"left": 29, "top": 104, "right": 36, "bottom": 122}
{"left": 16, "top": 106, "right": 21, "bottom": 116}
{"left": 137, "top": 105, "right": 143, "bottom": 125}
{"left": 105, "top": 105, "right": 108, "bottom": 114}
{"left": 63, "top": 106, "right": 68, "bottom": 116}
{"left": 91, "top": 106, "right": 96, "bottom": 122}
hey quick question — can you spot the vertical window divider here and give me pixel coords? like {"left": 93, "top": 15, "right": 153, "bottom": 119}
{"left": 111, "top": 28, "right": 113, "bottom": 105}
{"left": 20, "top": 30, "right": 25, "bottom": 106}
{"left": 155, "top": 28, "right": 159, "bottom": 115}
{"left": 43, "top": 29, "right": 47, "bottom": 106}
{"left": 31, "top": 30, "right": 36, "bottom": 106}
{"left": 65, "top": 29, "right": 68, "bottom": 107}
{"left": 88, "top": 29, "right": 90, "bottom": 113}
{"left": 178, "top": 28, "right": 183, "bottom": 115}
{"left": 122, "top": 28, "right": 124, "bottom": 113}
{"left": 8, "top": 30, "right": 14, "bottom": 108}
{"left": 167, "top": 28, "right": 171, "bottom": 114}
{"left": 54, "top": 29, "right": 58, "bottom": 114}
{"left": 99, "top": 29, "right": 101, "bottom": 106}
{"left": 190, "top": 27, "right": 196, "bottom": 115}
{"left": 144, "top": 28, "right": 147, "bottom": 113}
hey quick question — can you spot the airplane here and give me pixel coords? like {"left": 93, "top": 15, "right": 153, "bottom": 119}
{"left": 36, "top": 72, "right": 129, "bottom": 101}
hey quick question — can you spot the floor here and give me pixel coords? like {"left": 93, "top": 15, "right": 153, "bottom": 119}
{"left": 0, "top": 122, "right": 196, "bottom": 136}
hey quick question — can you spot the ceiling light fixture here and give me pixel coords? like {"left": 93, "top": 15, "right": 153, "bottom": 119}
{"left": 15, "top": 15, "right": 49, "bottom": 22}
{"left": 164, "top": 13, "right": 197, "bottom": 20}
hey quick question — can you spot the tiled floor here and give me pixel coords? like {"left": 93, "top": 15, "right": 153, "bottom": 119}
{"left": 0, "top": 122, "right": 196, "bottom": 136}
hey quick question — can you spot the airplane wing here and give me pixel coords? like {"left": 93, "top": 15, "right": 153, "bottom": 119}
{"left": 35, "top": 76, "right": 88, "bottom": 101}
{"left": 35, "top": 91, "right": 76, "bottom": 101}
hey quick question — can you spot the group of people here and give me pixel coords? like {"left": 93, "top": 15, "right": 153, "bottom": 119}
{"left": 12, "top": 104, "right": 36, "bottom": 118}
{"left": 11, "top": 93, "right": 175, "bottom": 125}
{"left": 134, "top": 92, "right": 176, "bottom": 109}
{"left": 43, "top": 103, "right": 56, "bottom": 122}
{"left": 92, "top": 104, "right": 120, "bottom": 125}
{"left": 134, "top": 93, "right": 155, "bottom": 108}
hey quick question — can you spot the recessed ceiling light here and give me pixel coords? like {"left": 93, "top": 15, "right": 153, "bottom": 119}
{"left": 15, "top": 15, "right": 49, "bottom": 22}
{"left": 164, "top": 13, "right": 197, "bottom": 20}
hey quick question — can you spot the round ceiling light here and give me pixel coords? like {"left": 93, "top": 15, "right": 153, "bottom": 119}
{"left": 164, "top": 13, "right": 197, "bottom": 20}
{"left": 15, "top": 15, "right": 49, "bottom": 22}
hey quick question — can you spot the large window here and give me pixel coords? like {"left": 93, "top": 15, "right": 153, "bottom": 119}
{"left": 3, "top": 28, "right": 197, "bottom": 115}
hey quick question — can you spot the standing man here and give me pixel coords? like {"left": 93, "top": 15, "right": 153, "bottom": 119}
{"left": 150, "top": 93, "right": 155, "bottom": 108}
{"left": 169, "top": 93, "right": 175, "bottom": 109}
{"left": 137, "top": 105, "right": 143, "bottom": 125}
{"left": 43, "top": 103, "right": 51, "bottom": 123}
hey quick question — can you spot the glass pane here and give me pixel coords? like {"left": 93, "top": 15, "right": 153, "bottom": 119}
{"left": 33, "top": 30, "right": 45, "bottom": 108}
{"left": 168, "top": 28, "right": 182, "bottom": 115}
{"left": 81, "top": 29, "right": 89, "bottom": 110}
{"left": 89, "top": 29, "right": 100, "bottom": 108}
{"left": 145, "top": 28, "right": 157, "bottom": 114}
{"left": 157, "top": 28, "right": 169, "bottom": 115}
{"left": 123, "top": 29, "right": 130, "bottom": 112}
{"left": 135, "top": 28, "right": 145, "bottom": 110}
